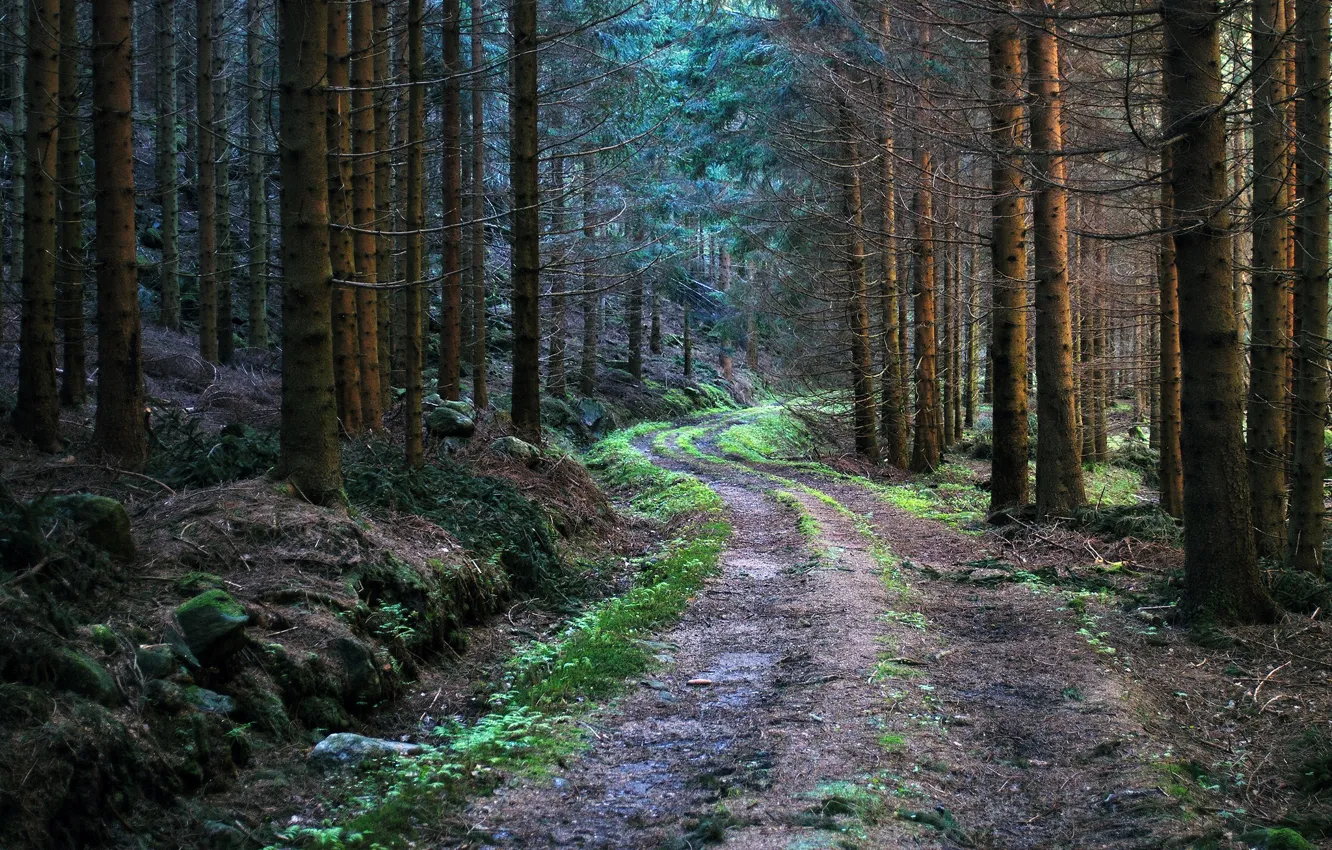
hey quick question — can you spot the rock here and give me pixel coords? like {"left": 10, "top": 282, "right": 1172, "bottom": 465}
{"left": 577, "top": 398, "right": 607, "bottom": 429}
{"left": 202, "top": 820, "right": 248, "bottom": 850}
{"left": 175, "top": 590, "right": 250, "bottom": 660}
{"left": 185, "top": 686, "right": 236, "bottom": 716}
{"left": 139, "top": 227, "right": 164, "bottom": 250}
{"left": 135, "top": 644, "right": 183, "bottom": 680}
{"left": 307, "top": 733, "right": 424, "bottom": 772}
{"left": 422, "top": 393, "right": 443, "bottom": 408}
{"left": 145, "top": 679, "right": 189, "bottom": 711}
{"left": 89, "top": 624, "right": 118, "bottom": 654}
{"left": 297, "top": 696, "right": 353, "bottom": 732}
{"left": 490, "top": 436, "right": 541, "bottom": 467}
{"left": 426, "top": 405, "right": 475, "bottom": 438}
{"left": 44, "top": 494, "right": 135, "bottom": 561}
{"left": 439, "top": 399, "right": 474, "bottom": 415}
{"left": 540, "top": 396, "right": 578, "bottom": 428}
{"left": 54, "top": 649, "right": 119, "bottom": 705}
{"left": 329, "top": 637, "right": 387, "bottom": 711}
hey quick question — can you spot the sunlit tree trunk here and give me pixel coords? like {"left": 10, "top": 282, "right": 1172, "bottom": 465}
{"left": 246, "top": 0, "right": 269, "bottom": 349}
{"left": 57, "top": 0, "right": 83, "bottom": 407}
{"left": 13, "top": 0, "right": 60, "bottom": 451}
{"left": 278, "top": 0, "right": 342, "bottom": 502}
{"left": 1162, "top": 0, "right": 1274, "bottom": 620}
{"left": 1286, "top": 0, "right": 1330, "bottom": 573}
{"left": 92, "top": 0, "right": 147, "bottom": 467}
{"left": 510, "top": 0, "right": 541, "bottom": 441}
{"left": 877, "top": 73, "right": 907, "bottom": 463}
{"left": 156, "top": 0, "right": 180, "bottom": 331}
{"left": 987, "top": 15, "right": 1029, "bottom": 508}
{"left": 328, "top": 0, "right": 363, "bottom": 434}
{"left": 439, "top": 0, "right": 463, "bottom": 399}
{"left": 352, "top": 0, "right": 382, "bottom": 426}
{"left": 911, "top": 147, "right": 940, "bottom": 473}
{"left": 1158, "top": 145, "right": 1184, "bottom": 517}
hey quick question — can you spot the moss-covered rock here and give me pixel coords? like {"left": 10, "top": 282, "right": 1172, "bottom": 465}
{"left": 184, "top": 686, "right": 236, "bottom": 716}
{"left": 1241, "top": 827, "right": 1314, "bottom": 850}
{"left": 175, "top": 590, "right": 250, "bottom": 660}
{"left": 54, "top": 648, "right": 119, "bottom": 705}
{"left": 426, "top": 405, "right": 475, "bottom": 438}
{"left": 296, "top": 696, "right": 353, "bottom": 732}
{"left": 136, "top": 644, "right": 184, "bottom": 680}
{"left": 89, "top": 624, "right": 118, "bottom": 654}
{"left": 491, "top": 435, "right": 541, "bottom": 467}
{"left": 43, "top": 494, "right": 135, "bottom": 561}
{"left": 328, "top": 636, "right": 389, "bottom": 713}
{"left": 230, "top": 671, "right": 293, "bottom": 737}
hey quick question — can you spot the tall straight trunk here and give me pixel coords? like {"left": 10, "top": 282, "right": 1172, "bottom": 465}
{"left": 374, "top": 0, "right": 392, "bottom": 411}
{"left": 683, "top": 299, "right": 693, "bottom": 378}
{"left": 651, "top": 284, "right": 662, "bottom": 353}
{"left": 843, "top": 106, "right": 879, "bottom": 460}
{"left": 13, "top": 0, "right": 60, "bottom": 451}
{"left": 966, "top": 241, "right": 980, "bottom": 427}
{"left": 57, "top": 0, "right": 83, "bottom": 406}
{"left": 1080, "top": 284, "right": 1096, "bottom": 459}
{"left": 390, "top": 12, "right": 407, "bottom": 392}
{"left": 328, "top": 0, "right": 362, "bottom": 434}
{"left": 510, "top": 0, "right": 541, "bottom": 441}
{"left": 1158, "top": 145, "right": 1184, "bottom": 516}
{"left": 1028, "top": 6, "right": 1085, "bottom": 517}
{"left": 1162, "top": 0, "right": 1274, "bottom": 621}
{"left": 941, "top": 223, "right": 956, "bottom": 449}
{"left": 92, "top": 0, "right": 147, "bottom": 467}
{"left": 911, "top": 148, "right": 940, "bottom": 472}
{"left": 246, "top": 0, "right": 269, "bottom": 348}
{"left": 352, "top": 0, "right": 382, "bottom": 426}
{"left": 1149, "top": 283, "right": 1161, "bottom": 449}
{"left": 1286, "top": 0, "right": 1331, "bottom": 573}
{"left": 1092, "top": 281, "right": 1109, "bottom": 459}
{"left": 716, "top": 249, "right": 732, "bottom": 380}
{"left": 156, "top": 0, "right": 179, "bottom": 330}
{"left": 547, "top": 152, "right": 567, "bottom": 395}
{"left": 277, "top": 0, "right": 341, "bottom": 503}
{"left": 988, "top": 16, "right": 1029, "bottom": 508}
{"left": 579, "top": 153, "right": 598, "bottom": 396}
{"left": 403, "top": 0, "right": 425, "bottom": 465}
{"left": 439, "top": 0, "right": 463, "bottom": 399}
{"left": 951, "top": 241, "right": 963, "bottom": 439}
{"left": 214, "top": 20, "right": 234, "bottom": 365}
{"left": 627, "top": 236, "right": 644, "bottom": 381}
{"left": 6, "top": 0, "right": 25, "bottom": 334}
{"left": 877, "top": 79, "right": 907, "bottom": 462}
{"left": 470, "top": 0, "right": 487, "bottom": 408}
{"left": 197, "top": 0, "right": 217, "bottom": 362}
{"left": 746, "top": 306, "right": 758, "bottom": 372}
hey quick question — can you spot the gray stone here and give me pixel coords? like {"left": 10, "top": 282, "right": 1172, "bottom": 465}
{"left": 175, "top": 590, "right": 250, "bottom": 660}
{"left": 185, "top": 686, "right": 236, "bottom": 715}
{"left": 426, "top": 405, "right": 475, "bottom": 438}
{"left": 307, "top": 733, "right": 425, "bottom": 772}
{"left": 490, "top": 436, "right": 541, "bottom": 466}
{"left": 135, "top": 644, "right": 182, "bottom": 680}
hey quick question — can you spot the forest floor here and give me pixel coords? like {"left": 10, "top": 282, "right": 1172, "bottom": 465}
{"left": 455, "top": 409, "right": 1332, "bottom": 850}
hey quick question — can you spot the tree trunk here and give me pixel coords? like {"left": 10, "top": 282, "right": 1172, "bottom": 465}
{"left": 156, "top": 0, "right": 179, "bottom": 331}
{"left": 373, "top": 0, "right": 392, "bottom": 411}
{"left": 352, "top": 0, "right": 382, "bottom": 426}
{"left": 403, "top": 0, "right": 425, "bottom": 465}
{"left": 579, "top": 153, "right": 598, "bottom": 396}
{"left": 877, "top": 75, "right": 908, "bottom": 464}
{"left": 277, "top": 0, "right": 342, "bottom": 502}
{"left": 966, "top": 241, "right": 980, "bottom": 427}
{"left": 1028, "top": 5, "right": 1085, "bottom": 517}
{"left": 214, "top": 15, "right": 234, "bottom": 365}
{"left": 13, "top": 0, "right": 60, "bottom": 451}
{"left": 987, "top": 16, "right": 1030, "bottom": 508}
{"left": 1162, "top": 0, "right": 1275, "bottom": 620}
{"left": 651, "top": 283, "right": 662, "bottom": 354}
{"left": 547, "top": 152, "right": 567, "bottom": 396}
{"left": 509, "top": 0, "right": 541, "bottom": 441}
{"left": 627, "top": 237, "right": 644, "bottom": 381}
{"left": 1286, "top": 0, "right": 1331, "bottom": 573}
{"left": 92, "top": 0, "right": 148, "bottom": 468}
{"left": 843, "top": 106, "right": 879, "bottom": 461}
{"left": 328, "top": 0, "right": 362, "bottom": 434}
{"left": 246, "top": 0, "right": 269, "bottom": 349}
{"left": 683, "top": 299, "right": 693, "bottom": 378}
{"left": 6, "top": 0, "right": 26, "bottom": 338}
{"left": 197, "top": 0, "right": 217, "bottom": 362}
{"left": 439, "top": 0, "right": 463, "bottom": 400}
{"left": 470, "top": 0, "right": 487, "bottom": 409}
{"left": 57, "top": 0, "right": 83, "bottom": 407}
{"left": 910, "top": 148, "right": 940, "bottom": 473}
{"left": 1158, "top": 145, "right": 1184, "bottom": 517}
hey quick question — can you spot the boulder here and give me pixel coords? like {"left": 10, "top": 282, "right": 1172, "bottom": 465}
{"left": 297, "top": 696, "right": 353, "bottom": 732}
{"left": 491, "top": 436, "right": 541, "bottom": 467}
{"left": 175, "top": 590, "right": 250, "bottom": 660}
{"left": 144, "top": 679, "right": 188, "bottom": 711}
{"left": 135, "top": 644, "right": 183, "bottom": 680}
{"left": 44, "top": 494, "right": 135, "bottom": 561}
{"left": 426, "top": 405, "right": 475, "bottom": 438}
{"left": 54, "top": 649, "right": 119, "bottom": 705}
{"left": 577, "top": 398, "right": 607, "bottom": 429}
{"left": 307, "top": 733, "right": 424, "bottom": 772}
{"left": 439, "top": 399, "right": 474, "bottom": 415}
{"left": 184, "top": 686, "right": 236, "bottom": 716}
{"left": 329, "top": 636, "right": 387, "bottom": 711}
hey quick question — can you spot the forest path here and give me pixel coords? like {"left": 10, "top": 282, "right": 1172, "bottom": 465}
{"left": 460, "top": 411, "right": 1187, "bottom": 849}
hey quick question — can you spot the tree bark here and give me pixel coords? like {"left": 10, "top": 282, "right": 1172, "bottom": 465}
{"left": 1162, "top": 0, "right": 1274, "bottom": 620}
{"left": 92, "top": 0, "right": 148, "bottom": 467}
{"left": 910, "top": 148, "right": 940, "bottom": 473}
{"left": 277, "top": 0, "right": 342, "bottom": 502}
{"left": 214, "top": 12, "right": 234, "bottom": 365}
{"left": 57, "top": 0, "right": 83, "bottom": 407}
{"left": 1158, "top": 146, "right": 1184, "bottom": 517}
{"left": 352, "top": 0, "right": 383, "bottom": 426}
{"left": 987, "top": 16, "right": 1029, "bottom": 508}
{"left": 579, "top": 152, "right": 598, "bottom": 396}
{"left": 547, "top": 151, "right": 567, "bottom": 395}
{"left": 373, "top": 0, "right": 392, "bottom": 411}
{"left": 246, "top": 0, "right": 269, "bottom": 349}
{"left": 403, "top": 0, "right": 425, "bottom": 465}
{"left": 156, "top": 0, "right": 180, "bottom": 331}
{"left": 328, "top": 0, "right": 362, "bottom": 434}
{"left": 197, "top": 0, "right": 218, "bottom": 363}
{"left": 439, "top": 0, "right": 463, "bottom": 400}
{"left": 470, "top": 0, "right": 487, "bottom": 408}
{"left": 510, "top": 0, "right": 541, "bottom": 441}
{"left": 842, "top": 106, "right": 879, "bottom": 460}
{"left": 1286, "top": 0, "right": 1331, "bottom": 573}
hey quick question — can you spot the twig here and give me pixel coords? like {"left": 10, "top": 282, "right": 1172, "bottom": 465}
{"left": 1251, "top": 660, "right": 1290, "bottom": 705}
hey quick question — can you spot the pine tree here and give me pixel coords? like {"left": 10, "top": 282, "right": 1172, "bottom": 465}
{"left": 56, "top": 0, "right": 84, "bottom": 407}
{"left": 470, "top": 0, "right": 488, "bottom": 409}
{"left": 510, "top": 0, "right": 541, "bottom": 441}
{"left": 328, "top": 0, "right": 363, "bottom": 434}
{"left": 440, "top": 0, "right": 464, "bottom": 400}
{"left": 246, "top": 0, "right": 269, "bottom": 349}
{"left": 352, "top": 0, "right": 383, "bottom": 426}
{"left": 197, "top": 0, "right": 218, "bottom": 363}
{"left": 156, "top": 0, "right": 180, "bottom": 332}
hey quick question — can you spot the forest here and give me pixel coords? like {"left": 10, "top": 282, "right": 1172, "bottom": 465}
{"left": 2, "top": 0, "right": 1332, "bottom": 846}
